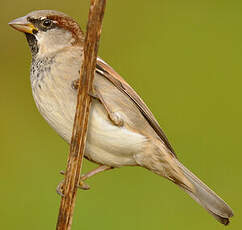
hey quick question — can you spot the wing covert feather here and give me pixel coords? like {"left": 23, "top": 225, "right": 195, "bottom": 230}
{"left": 96, "top": 58, "right": 176, "bottom": 157}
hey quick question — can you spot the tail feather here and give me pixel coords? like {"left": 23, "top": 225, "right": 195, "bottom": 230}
{"left": 135, "top": 140, "right": 233, "bottom": 225}
{"left": 174, "top": 159, "right": 233, "bottom": 225}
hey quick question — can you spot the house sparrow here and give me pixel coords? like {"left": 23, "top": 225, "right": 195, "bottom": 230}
{"left": 9, "top": 10, "right": 233, "bottom": 225}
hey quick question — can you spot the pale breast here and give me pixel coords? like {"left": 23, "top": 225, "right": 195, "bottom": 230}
{"left": 31, "top": 56, "right": 148, "bottom": 167}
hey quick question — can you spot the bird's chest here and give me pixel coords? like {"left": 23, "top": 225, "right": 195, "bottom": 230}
{"left": 30, "top": 60, "right": 147, "bottom": 167}
{"left": 31, "top": 59, "right": 78, "bottom": 142}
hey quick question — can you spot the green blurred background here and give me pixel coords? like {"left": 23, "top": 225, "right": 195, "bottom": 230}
{"left": 1, "top": 0, "right": 241, "bottom": 229}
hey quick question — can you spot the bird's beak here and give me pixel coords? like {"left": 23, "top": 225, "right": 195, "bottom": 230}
{"left": 8, "top": 16, "right": 38, "bottom": 34}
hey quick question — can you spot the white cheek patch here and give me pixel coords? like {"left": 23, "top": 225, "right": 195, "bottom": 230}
{"left": 36, "top": 28, "right": 74, "bottom": 57}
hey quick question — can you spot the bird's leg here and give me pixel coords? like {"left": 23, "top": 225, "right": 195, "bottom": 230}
{"left": 89, "top": 87, "right": 124, "bottom": 127}
{"left": 72, "top": 78, "right": 124, "bottom": 127}
{"left": 56, "top": 165, "right": 113, "bottom": 195}
{"left": 78, "top": 165, "right": 113, "bottom": 190}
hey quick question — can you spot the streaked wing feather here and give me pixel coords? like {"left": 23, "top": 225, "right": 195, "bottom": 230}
{"left": 96, "top": 58, "right": 176, "bottom": 158}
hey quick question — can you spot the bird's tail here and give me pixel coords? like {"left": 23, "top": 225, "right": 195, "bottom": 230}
{"left": 136, "top": 140, "right": 233, "bottom": 225}
{"left": 173, "top": 158, "right": 233, "bottom": 225}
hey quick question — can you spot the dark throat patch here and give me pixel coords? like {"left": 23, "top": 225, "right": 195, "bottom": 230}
{"left": 25, "top": 33, "right": 39, "bottom": 56}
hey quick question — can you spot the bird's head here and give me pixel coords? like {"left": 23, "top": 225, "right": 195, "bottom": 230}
{"left": 9, "top": 10, "right": 84, "bottom": 57}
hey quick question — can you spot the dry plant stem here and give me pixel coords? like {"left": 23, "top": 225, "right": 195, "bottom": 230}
{"left": 56, "top": 1, "right": 106, "bottom": 230}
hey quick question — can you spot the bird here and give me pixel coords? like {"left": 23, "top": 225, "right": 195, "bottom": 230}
{"left": 9, "top": 10, "right": 233, "bottom": 225}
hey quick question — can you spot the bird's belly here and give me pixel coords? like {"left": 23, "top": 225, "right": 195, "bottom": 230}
{"left": 85, "top": 101, "right": 147, "bottom": 167}
{"left": 33, "top": 86, "right": 147, "bottom": 167}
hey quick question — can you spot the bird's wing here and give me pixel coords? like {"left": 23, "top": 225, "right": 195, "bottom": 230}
{"left": 96, "top": 57, "right": 176, "bottom": 158}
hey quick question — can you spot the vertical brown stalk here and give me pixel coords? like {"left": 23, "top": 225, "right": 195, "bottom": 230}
{"left": 56, "top": 1, "right": 106, "bottom": 229}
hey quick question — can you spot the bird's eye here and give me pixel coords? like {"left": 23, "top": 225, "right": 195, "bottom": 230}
{"left": 42, "top": 19, "right": 52, "bottom": 27}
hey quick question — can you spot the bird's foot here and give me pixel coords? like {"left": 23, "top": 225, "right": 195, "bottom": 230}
{"left": 56, "top": 170, "right": 90, "bottom": 196}
{"left": 89, "top": 88, "right": 124, "bottom": 127}
{"left": 108, "top": 112, "right": 124, "bottom": 127}
{"left": 56, "top": 165, "right": 113, "bottom": 195}
{"left": 78, "top": 179, "right": 91, "bottom": 190}
{"left": 71, "top": 79, "right": 80, "bottom": 90}
{"left": 56, "top": 179, "right": 64, "bottom": 197}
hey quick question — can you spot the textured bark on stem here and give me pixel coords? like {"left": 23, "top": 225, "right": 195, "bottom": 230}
{"left": 56, "top": 1, "right": 106, "bottom": 229}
